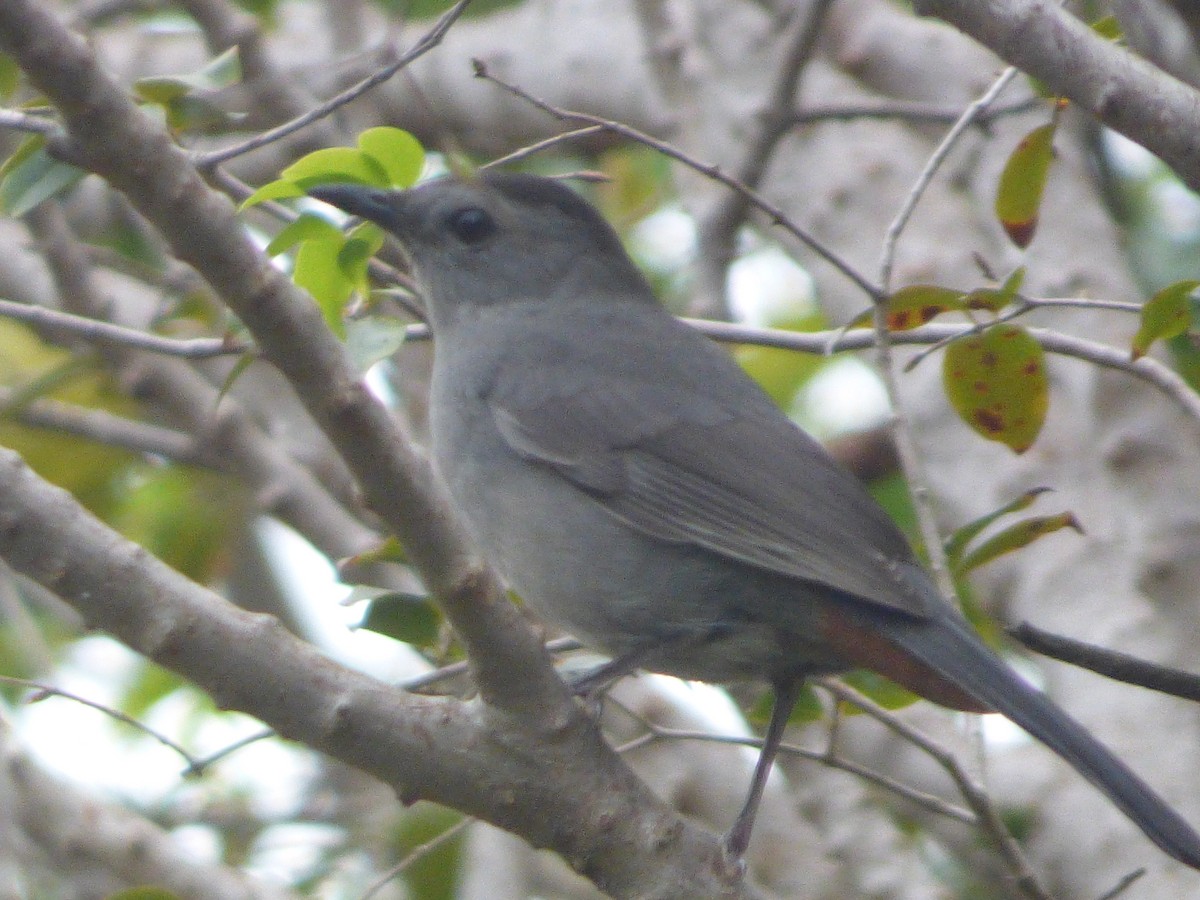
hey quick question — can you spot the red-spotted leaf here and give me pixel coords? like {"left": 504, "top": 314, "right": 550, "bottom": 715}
{"left": 995, "top": 123, "right": 1056, "bottom": 248}
{"left": 882, "top": 285, "right": 966, "bottom": 330}
{"left": 965, "top": 266, "right": 1026, "bottom": 313}
{"left": 957, "top": 512, "right": 1084, "bottom": 575}
{"left": 1131, "top": 279, "right": 1198, "bottom": 360}
{"left": 942, "top": 324, "right": 1048, "bottom": 452}
{"left": 846, "top": 285, "right": 965, "bottom": 331}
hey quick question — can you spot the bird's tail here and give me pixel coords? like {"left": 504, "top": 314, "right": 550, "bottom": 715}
{"left": 881, "top": 608, "right": 1200, "bottom": 870}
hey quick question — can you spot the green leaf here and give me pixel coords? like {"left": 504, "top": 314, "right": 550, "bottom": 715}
{"left": 942, "top": 324, "right": 1048, "bottom": 453}
{"left": 839, "top": 671, "right": 918, "bottom": 712}
{"left": 0, "top": 132, "right": 42, "bottom": 181}
{"left": 216, "top": 351, "right": 256, "bottom": 405}
{"left": 134, "top": 47, "right": 242, "bottom": 103}
{"left": 394, "top": 806, "right": 467, "bottom": 900}
{"left": 338, "top": 222, "right": 384, "bottom": 281}
{"left": 735, "top": 311, "right": 825, "bottom": 408}
{"left": 748, "top": 684, "right": 824, "bottom": 727}
{"left": 879, "top": 285, "right": 966, "bottom": 331}
{"left": 264, "top": 212, "right": 343, "bottom": 257}
{"left": 239, "top": 178, "right": 304, "bottom": 210}
{"left": 195, "top": 45, "right": 243, "bottom": 89}
{"left": 945, "top": 486, "right": 1052, "bottom": 564}
{"left": 345, "top": 315, "right": 409, "bottom": 374}
{"left": 1131, "top": 279, "right": 1198, "bottom": 360}
{"left": 120, "top": 663, "right": 186, "bottom": 722}
{"left": 957, "top": 512, "right": 1084, "bottom": 575}
{"left": 0, "top": 54, "right": 19, "bottom": 101}
{"left": 0, "top": 138, "right": 86, "bottom": 217}
{"left": 995, "top": 123, "right": 1056, "bottom": 249}
{"left": 361, "top": 592, "right": 441, "bottom": 646}
{"left": 293, "top": 236, "right": 353, "bottom": 336}
{"left": 964, "top": 266, "right": 1025, "bottom": 313}
{"left": 341, "top": 536, "right": 408, "bottom": 568}
{"left": 280, "top": 147, "right": 390, "bottom": 190}
{"left": 357, "top": 126, "right": 424, "bottom": 187}
{"left": 105, "top": 888, "right": 182, "bottom": 900}
{"left": 111, "top": 467, "right": 243, "bottom": 582}
{"left": 1091, "top": 14, "right": 1123, "bottom": 42}
{"left": 161, "top": 94, "right": 242, "bottom": 133}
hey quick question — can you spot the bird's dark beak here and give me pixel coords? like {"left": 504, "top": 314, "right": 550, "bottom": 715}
{"left": 307, "top": 183, "right": 400, "bottom": 230}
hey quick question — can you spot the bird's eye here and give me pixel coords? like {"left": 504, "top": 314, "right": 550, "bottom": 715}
{"left": 446, "top": 206, "right": 496, "bottom": 245}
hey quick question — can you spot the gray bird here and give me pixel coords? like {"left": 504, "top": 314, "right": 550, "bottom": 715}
{"left": 309, "top": 173, "right": 1200, "bottom": 868}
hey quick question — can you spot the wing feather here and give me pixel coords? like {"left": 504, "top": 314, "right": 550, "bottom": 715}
{"left": 488, "top": 330, "right": 932, "bottom": 618}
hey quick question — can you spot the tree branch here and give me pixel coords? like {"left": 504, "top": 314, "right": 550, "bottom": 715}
{"left": 0, "top": 447, "right": 741, "bottom": 899}
{"left": 1010, "top": 621, "right": 1200, "bottom": 702}
{"left": 913, "top": 0, "right": 1200, "bottom": 191}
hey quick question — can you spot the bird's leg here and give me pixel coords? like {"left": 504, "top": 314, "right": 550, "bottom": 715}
{"left": 566, "top": 623, "right": 737, "bottom": 697}
{"left": 724, "top": 677, "right": 802, "bottom": 860}
{"left": 566, "top": 644, "right": 661, "bottom": 697}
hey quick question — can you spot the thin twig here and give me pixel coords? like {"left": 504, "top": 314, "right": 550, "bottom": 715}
{"left": 818, "top": 678, "right": 1050, "bottom": 900}
{"left": 360, "top": 816, "right": 473, "bottom": 900}
{"left": 1010, "top": 622, "right": 1200, "bottom": 702}
{"left": 480, "top": 124, "right": 608, "bottom": 170}
{"left": 396, "top": 316, "right": 1200, "bottom": 429}
{"left": 188, "top": 727, "right": 275, "bottom": 771}
{"left": 790, "top": 96, "right": 1041, "bottom": 127}
{"left": 872, "top": 65, "right": 1022, "bottom": 613}
{"left": 1022, "top": 295, "right": 1143, "bottom": 315}
{"left": 0, "top": 675, "right": 200, "bottom": 770}
{"left": 900, "top": 293, "right": 1144, "bottom": 373}
{"left": 0, "top": 298, "right": 250, "bottom": 358}
{"left": 473, "top": 61, "right": 882, "bottom": 301}
{"left": 1096, "top": 868, "right": 1146, "bottom": 900}
{"left": 194, "top": 0, "right": 475, "bottom": 167}
{"left": 693, "top": 0, "right": 834, "bottom": 316}
{"left": 0, "top": 389, "right": 216, "bottom": 465}
{"left": 0, "top": 106, "right": 62, "bottom": 136}
{"left": 879, "top": 67, "right": 1021, "bottom": 292}
{"left": 609, "top": 717, "right": 977, "bottom": 825}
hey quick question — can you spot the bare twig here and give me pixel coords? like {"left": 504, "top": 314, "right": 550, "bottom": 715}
{"left": 393, "top": 315, "right": 1200, "bottom": 429}
{"left": 0, "top": 106, "right": 62, "bottom": 137}
{"left": 480, "top": 125, "right": 608, "bottom": 170}
{"left": 693, "top": 0, "right": 835, "bottom": 316}
{"left": 818, "top": 678, "right": 1050, "bottom": 900}
{"left": 194, "top": 0, "right": 475, "bottom": 167}
{"left": 1096, "top": 868, "right": 1146, "bottom": 900}
{"left": 878, "top": 67, "right": 1021, "bottom": 292}
{"left": 473, "top": 61, "right": 882, "bottom": 301}
{"left": 687, "top": 318, "right": 1200, "bottom": 429}
{"left": 872, "top": 66, "right": 1022, "bottom": 610}
{"left": 0, "top": 389, "right": 216, "bottom": 466}
{"left": 360, "top": 816, "right": 473, "bottom": 900}
{"left": 791, "top": 96, "right": 1041, "bottom": 127}
{"left": 1010, "top": 622, "right": 1200, "bottom": 703}
{"left": 0, "top": 675, "right": 201, "bottom": 770}
{"left": 609, "top": 715, "right": 977, "bottom": 825}
{"left": 0, "top": 298, "right": 250, "bottom": 358}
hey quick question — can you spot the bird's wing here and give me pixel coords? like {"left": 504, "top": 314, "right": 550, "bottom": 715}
{"left": 486, "top": 324, "right": 934, "bottom": 618}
